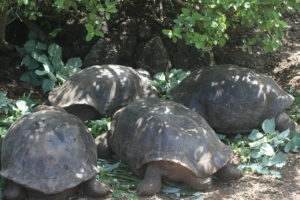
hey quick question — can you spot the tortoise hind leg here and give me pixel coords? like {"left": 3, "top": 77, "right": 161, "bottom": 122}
{"left": 215, "top": 163, "right": 243, "bottom": 181}
{"left": 136, "top": 163, "right": 163, "bottom": 196}
{"left": 3, "top": 180, "right": 26, "bottom": 200}
{"left": 82, "top": 177, "right": 111, "bottom": 198}
{"left": 184, "top": 176, "right": 212, "bottom": 191}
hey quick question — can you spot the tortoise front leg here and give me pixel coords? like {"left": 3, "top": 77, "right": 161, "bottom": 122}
{"left": 136, "top": 163, "right": 163, "bottom": 196}
{"left": 3, "top": 180, "right": 26, "bottom": 200}
{"left": 83, "top": 177, "right": 111, "bottom": 198}
{"left": 95, "top": 131, "right": 113, "bottom": 159}
{"left": 276, "top": 112, "right": 300, "bottom": 134}
{"left": 215, "top": 163, "right": 243, "bottom": 181}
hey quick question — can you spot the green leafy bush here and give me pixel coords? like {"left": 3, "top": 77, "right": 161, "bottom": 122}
{"left": 1, "top": 0, "right": 120, "bottom": 44}
{"left": 151, "top": 69, "right": 190, "bottom": 99}
{"left": 220, "top": 118, "right": 300, "bottom": 178}
{"left": 164, "top": 0, "right": 300, "bottom": 53}
{"left": 17, "top": 34, "right": 82, "bottom": 93}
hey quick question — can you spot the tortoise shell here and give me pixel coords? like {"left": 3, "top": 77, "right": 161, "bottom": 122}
{"left": 169, "top": 65, "right": 294, "bottom": 134}
{"left": 109, "top": 98, "right": 232, "bottom": 177}
{"left": 48, "top": 64, "right": 157, "bottom": 120}
{"left": 0, "top": 107, "right": 98, "bottom": 194}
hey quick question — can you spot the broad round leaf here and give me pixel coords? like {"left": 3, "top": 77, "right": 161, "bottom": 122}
{"left": 42, "top": 79, "right": 55, "bottom": 93}
{"left": 270, "top": 152, "right": 286, "bottom": 168}
{"left": 248, "top": 129, "right": 264, "bottom": 141}
{"left": 260, "top": 143, "right": 275, "bottom": 156}
{"left": 35, "top": 70, "right": 48, "bottom": 76}
{"left": 262, "top": 118, "right": 275, "bottom": 134}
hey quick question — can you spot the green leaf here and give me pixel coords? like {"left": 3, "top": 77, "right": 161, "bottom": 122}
{"left": 106, "top": 13, "right": 111, "bottom": 20}
{"left": 35, "top": 70, "right": 48, "bottom": 76}
{"left": 85, "top": 24, "right": 94, "bottom": 32}
{"left": 47, "top": 71, "right": 57, "bottom": 82}
{"left": 270, "top": 171, "right": 282, "bottom": 178}
{"left": 211, "top": 21, "right": 218, "bottom": 28}
{"left": 154, "top": 72, "right": 166, "bottom": 81}
{"left": 262, "top": 118, "right": 275, "bottom": 134}
{"left": 284, "top": 141, "right": 292, "bottom": 152}
{"left": 269, "top": 152, "right": 286, "bottom": 167}
{"left": 260, "top": 143, "right": 275, "bottom": 156}
{"left": 15, "top": 100, "right": 29, "bottom": 113}
{"left": 24, "top": 40, "right": 36, "bottom": 53}
{"left": 49, "top": 28, "right": 62, "bottom": 38}
{"left": 248, "top": 129, "right": 264, "bottom": 140}
{"left": 21, "top": 55, "right": 31, "bottom": 67}
{"left": 54, "top": 0, "right": 64, "bottom": 8}
{"left": 27, "top": 60, "right": 40, "bottom": 70}
{"left": 162, "top": 187, "right": 181, "bottom": 194}
{"left": 48, "top": 43, "right": 62, "bottom": 59}
{"left": 275, "top": 129, "right": 290, "bottom": 140}
{"left": 217, "top": 134, "right": 226, "bottom": 140}
{"left": 86, "top": 33, "right": 94, "bottom": 42}
{"left": 31, "top": 51, "right": 51, "bottom": 68}
{"left": 65, "top": 57, "right": 82, "bottom": 69}
{"left": 251, "top": 150, "right": 262, "bottom": 159}
{"left": 42, "top": 79, "right": 55, "bottom": 93}
{"left": 162, "top": 29, "right": 173, "bottom": 38}
{"left": 95, "top": 30, "right": 104, "bottom": 37}
{"left": 192, "top": 11, "right": 201, "bottom": 20}
{"left": 98, "top": 160, "right": 121, "bottom": 173}
{"left": 249, "top": 139, "right": 263, "bottom": 148}
{"left": 248, "top": 163, "right": 263, "bottom": 172}
{"left": 35, "top": 42, "right": 47, "bottom": 50}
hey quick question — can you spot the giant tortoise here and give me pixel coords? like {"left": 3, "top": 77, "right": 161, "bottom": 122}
{"left": 0, "top": 106, "right": 110, "bottom": 199}
{"left": 97, "top": 98, "right": 242, "bottom": 195}
{"left": 169, "top": 64, "right": 300, "bottom": 134}
{"left": 48, "top": 64, "right": 157, "bottom": 121}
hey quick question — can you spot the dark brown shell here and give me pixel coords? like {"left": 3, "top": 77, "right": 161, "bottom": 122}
{"left": 0, "top": 108, "right": 98, "bottom": 194}
{"left": 109, "top": 98, "right": 232, "bottom": 178}
{"left": 48, "top": 65, "right": 157, "bottom": 118}
{"left": 169, "top": 65, "right": 294, "bottom": 134}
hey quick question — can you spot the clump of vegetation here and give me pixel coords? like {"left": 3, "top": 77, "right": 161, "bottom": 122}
{"left": 164, "top": 0, "right": 300, "bottom": 53}
{"left": 0, "top": 0, "right": 120, "bottom": 50}
{"left": 151, "top": 69, "right": 190, "bottom": 99}
{"left": 17, "top": 33, "right": 82, "bottom": 93}
{"left": 219, "top": 118, "right": 300, "bottom": 178}
{"left": 0, "top": 91, "right": 41, "bottom": 138}
{"left": 85, "top": 117, "right": 111, "bottom": 138}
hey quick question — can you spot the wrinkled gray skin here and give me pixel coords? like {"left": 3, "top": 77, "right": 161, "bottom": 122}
{"left": 169, "top": 65, "right": 300, "bottom": 134}
{"left": 1, "top": 106, "right": 110, "bottom": 200}
{"left": 97, "top": 98, "right": 242, "bottom": 196}
{"left": 48, "top": 64, "right": 157, "bottom": 121}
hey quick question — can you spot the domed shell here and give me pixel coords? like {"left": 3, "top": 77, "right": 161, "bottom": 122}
{"left": 48, "top": 64, "right": 157, "bottom": 119}
{"left": 169, "top": 65, "right": 294, "bottom": 134}
{"left": 109, "top": 98, "right": 232, "bottom": 177}
{"left": 0, "top": 107, "right": 98, "bottom": 194}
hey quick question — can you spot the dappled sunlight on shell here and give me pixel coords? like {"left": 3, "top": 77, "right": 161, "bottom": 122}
{"left": 48, "top": 64, "right": 157, "bottom": 120}
{"left": 169, "top": 64, "right": 294, "bottom": 134}
{"left": 0, "top": 108, "right": 98, "bottom": 194}
{"left": 109, "top": 98, "right": 232, "bottom": 178}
